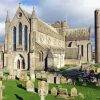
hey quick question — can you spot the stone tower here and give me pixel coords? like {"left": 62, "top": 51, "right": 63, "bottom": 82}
{"left": 95, "top": 9, "right": 100, "bottom": 63}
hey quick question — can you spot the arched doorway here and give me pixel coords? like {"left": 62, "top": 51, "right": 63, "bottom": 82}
{"left": 14, "top": 55, "right": 25, "bottom": 70}
{"left": 44, "top": 49, "right": 54, "bottom": 71}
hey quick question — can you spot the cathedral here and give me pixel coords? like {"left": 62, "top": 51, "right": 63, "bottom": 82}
{"left": 0, "top": 5, "right": 92, "bottom": 71}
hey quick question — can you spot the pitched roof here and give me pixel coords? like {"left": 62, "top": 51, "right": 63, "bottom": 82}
{"left": 65, "top": 28, "right": 90, "bottom": 41}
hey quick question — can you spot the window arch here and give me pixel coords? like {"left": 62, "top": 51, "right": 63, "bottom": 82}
{"left": 19, "top": 22, "right": 22, "bottom": 45}
{"left": 13, "top": 26, "right": 16, "bottom": 51}
{"left": 24, "top": 25, "right": 28, "bottom": 50}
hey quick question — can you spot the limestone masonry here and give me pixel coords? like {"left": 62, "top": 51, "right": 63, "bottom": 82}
{"left": 0, "top": 6, "right": 92, "bottom": 70}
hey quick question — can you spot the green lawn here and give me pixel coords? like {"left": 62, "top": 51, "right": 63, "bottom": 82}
{"left": 3, "top": 80, "right": 100, "bottom": 100}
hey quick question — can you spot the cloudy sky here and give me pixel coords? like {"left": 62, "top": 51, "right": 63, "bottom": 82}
{"left": 0, "top": 0, "right": 100, "bottom": 50}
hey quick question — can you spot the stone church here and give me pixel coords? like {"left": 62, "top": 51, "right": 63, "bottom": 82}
{"left": 0, "top": 6, "right": 92, "bottom": 71}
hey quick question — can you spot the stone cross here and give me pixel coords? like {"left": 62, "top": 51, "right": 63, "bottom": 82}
{"left": 40, "top": 88, "right": 46, "bottom": 100}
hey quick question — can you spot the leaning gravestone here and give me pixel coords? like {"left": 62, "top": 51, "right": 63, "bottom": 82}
{"left": 51, "top": 87, "right": 57, "bottom": 96}
{"left": 71, "top": 87, "right": 78, "bottom": 97}
{"left": 26, "top": 80, "right": 34, "bottom": 93}
{"left": 47, "top": 74, "right": 54, "bottom": 83}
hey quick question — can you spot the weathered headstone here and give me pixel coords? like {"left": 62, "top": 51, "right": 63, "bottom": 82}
{"left": 47, "top": 74, "right": 54, "bottom": 83}
{"left": 41, "top": 71, "right": 47, "bottom": 79}
{"left": 36, "top": 73, "right": 41, "bottom": 79}
{"left": 71, "top": 87, "right": 77, "bottom": 97}
{"left": 60, "top": 76, "right": 66, "bottom": 84}
{"left": 78, "top": 92, "right": 85, "bottom": 99}
{"left": 59, "top": 88, "right": 67, "bottom": 95}
{"left": 26, "top": 80, "right": 34, "bottom": 93}
{"left": 67, "top": 78, "right": 72, "bottom": 84}
{"left": 51, "top": 87, "right": 57, "bottom": 96}
{"left": 30, "top": 70, "right": 35, "bottom": 82}
{"left": 97, "top": 68, "right": 100, "bottom": 73}
{"left": 38, "top": 81, "right": 48, "bottom": 95}
{"left": 16, "top": 70, "right": 21, "bottom": 78}
{"left": 56, "top": 76, "right": 61, "bottom": 84}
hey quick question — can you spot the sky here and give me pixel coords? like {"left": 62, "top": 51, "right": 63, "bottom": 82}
{"left": 0, "top": 0, "right": 99, "bottom": 50}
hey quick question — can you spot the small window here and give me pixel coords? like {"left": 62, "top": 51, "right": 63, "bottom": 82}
{"left": 19, "top": 12, "right": 22, "bottom": 17}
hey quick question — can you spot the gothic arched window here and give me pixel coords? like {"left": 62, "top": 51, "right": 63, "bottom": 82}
{"left": 13, "top": 26, "right": 16, "bottom": 51}
{"left": 24, "top": 25, "right": 28, "bottom": 50}
{"left": 19, "top": 22, "right": 22, "bottom": 45}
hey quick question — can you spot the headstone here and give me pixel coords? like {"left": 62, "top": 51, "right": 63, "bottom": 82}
{"left": 97, "top": 68, "right": 100, "bottom": 73}
{"left": 71, "top": 87, "right": 78, "bottom": 97}
{"left": 16, "top": 70, "right": 21, "bottom": 78}
{"left": 78, "top": 92, "right": 85, "bottom": 99}
{"left": 40, "top": 89, "right": 45, "bottom": 100}
{"left": 51, "top": 87, "right": 57, "bottom": 96}
{"left": 47, "top": 74, "right": 54, "bottom": 83}
{"left": 67, "top": 78, "right": 72, "bottom": 84}
{"left": 60, "top": 76, "right": 66, "bottom": 84}
{"left": 41, "top": 71, "right": 47, "bottom": 79}
{"left": 30, "top": 70, "right": 35, "bottom": 82}
{"left": 56, "top": 76, "right": 60, "bottom": 84}
{"left": 19, "top": 71, "right": 27, "bottom": 81}
{"left": 36, "top": 73, "right": 41, "bottom": 79}
{"left": 59, "top": 88, "right": 67, "bottom": 95}
{"left": 38, "top": 81, "right": 48, "bottom": 95}
{"left": 26, "top": 80, "right": 34, "bottom": 93}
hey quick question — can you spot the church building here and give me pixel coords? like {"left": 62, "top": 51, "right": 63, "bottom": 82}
{"left": 0, "top": 5, "right": 92, "bottom": 71}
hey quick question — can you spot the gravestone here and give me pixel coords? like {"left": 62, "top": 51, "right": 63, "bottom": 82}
{"left": 47, "top": 74, "right": 54, "bottom": 83}
{"left": 41, "top": 71, "right": 47, "bottom": 79}
{"left": 56, "top": 76, "right": 61, "bottom": 84}
{"left": 30, "top": 70, "right": 35, "bottom": 82}
{"left": 67, "top": 78, "right": 72, "bottom": 84}
{"left": 38, "top": 81, "right": 48, "bottom": 95}
{"left": 71, "top": 87, "right": 77, "bottom": 97}
{"left": 78, "top": 92, "right": 85, "bottom": 99}
{"left": 97, "top": 68, "right": 100, "bottom": 73}
{"left": 59, "top": 88, "right": 67, "bottom": 95}
{"left": 26, "top": 80, "right": 34, "bottom": 93}
{"left": 40, "top": 89, "right": 46, "bottom": 100}
{"left": 36, "top": 73, "right": 41, "bottom": 79}
{"left": 16, "top": 70, "right": 21, "bottom": 78}
{"left": 60, "top": 76, "right": 66, "bottom": 84}
{"left": 51, "top": 87, "right": 57, "bottom": 96}
{"left": 19, "top": 71, "right": 27, "bottom": 81}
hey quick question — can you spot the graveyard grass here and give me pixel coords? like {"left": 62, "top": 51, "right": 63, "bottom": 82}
{"left": 2, "top": 79, "right": 100, "bottom": 100}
